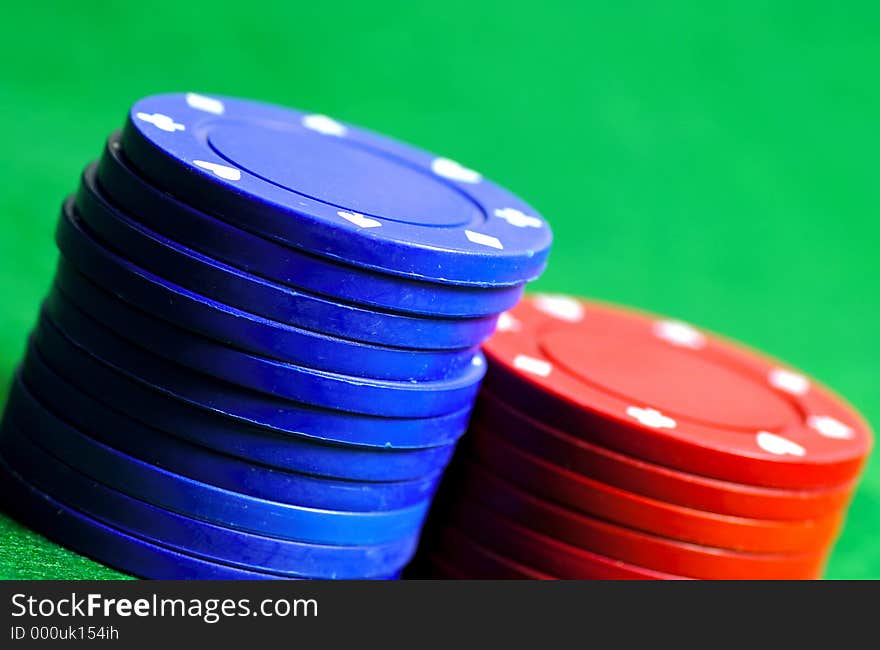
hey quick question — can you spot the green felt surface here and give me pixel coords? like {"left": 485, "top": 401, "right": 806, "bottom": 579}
{"left": 0, "top": 2, "right": 877, "bottom": 579}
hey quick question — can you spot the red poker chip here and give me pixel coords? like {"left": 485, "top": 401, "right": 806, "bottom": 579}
{"left": 483, "top": 296, "right": 872, "bottom": 489}
{"left": 448, "top": 497, "right": 687, "bottom": 580}
{"left": 430, "top": 526, "right": 551, "bottom": 579}
{"left": 468, "top": 425, "right": 844, "bottom": 554}
{"left": 473, "top": 390, "right": 856, "bottom": 521}
{"left": 459, "top": 462, "right": 828, "bottom": 579}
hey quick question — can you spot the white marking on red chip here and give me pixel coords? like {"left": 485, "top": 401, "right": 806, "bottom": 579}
{"left": 653, "top": 320, "right": 706, "bottom": 350}
{"left": 768, "top": 368, "right": 810, "bottom": 396}
{"left": 756, "top": 432, "right": 806, "bottom": 457}
{"left": 495, "top": 312, "right": 521, "bottom": 332}
{"left": 626, "top": 406, "right": 676, "bottom": 430}
{"left": 533, "top": 295, "right": 585, "bottom": 322}
{"left": 514, "top": 355, "right": 552, "bottom": 377}
{"left": 808, "top": 415, "right": 854, "bottom": 440}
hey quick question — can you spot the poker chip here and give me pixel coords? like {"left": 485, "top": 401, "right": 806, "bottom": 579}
{"left": 0, "top": 451, "right": 400, "bottom": 581}
{"left": 0, "top": 93, "right": 551, "bottom": 579}
{"left": 411, "top": 294, "right": 871, "bottom": 580}
{"left": 121, "top": 94, "right": 552, "bottom": 286}
{"left": 0, "top": 455, "right": 300, "bottom": 580}
{"left": 20, "top": 357, "right": 442, "bottom": 512}
{"left": 34, "top": 316, "right": 470, "bottom": 450}
{"left": 443, "top": 498, "right": 688, "bottom": 580}
{"left": 461, "top": 463, "right": 827, "bottom": 579}
{"left": 44, "top": 281, "right": 485, "bottom": 418}
{"left": 468, "top": 428, "right": 842, "bottom": 554}
{"left": 7, "top": 380, "right": 431, "bottom": 545}
{"left": 55, "top": 218, "right": 480, "bottom": 382}
{"left": 73, "top": 179, "right": 500, "bottom": 352}
{"left": 1, "top": 428, "right": 413, "bottom": 579}
{"left": 472, "top": 390, "right": 856, "bottom": 521}
{"left": 482, "top": 296, "right": 871, "bottom": 489}
{"left": 26, "top": 337, "right": 455, "bottom": 482}
{"left": 97, "top": 136, "right": 523, "bottom": 318}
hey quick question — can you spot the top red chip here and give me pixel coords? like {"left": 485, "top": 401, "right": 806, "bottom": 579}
{"left": 482, "top": 295, "right": 872, "bottom": 489}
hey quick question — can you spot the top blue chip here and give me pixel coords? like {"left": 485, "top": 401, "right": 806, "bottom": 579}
{"left": 121, "top": 93, "right": 552, "bottom": 287}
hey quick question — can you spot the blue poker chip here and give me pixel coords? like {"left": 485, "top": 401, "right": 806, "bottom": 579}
{"left": 121, "top": 93, "right": 552, "bottom": 287}
{"left": 6, "top": 379, "right": 430, "bottom": 545}
{"left": 44, "top": 283, "right": 485, "bottom": 418}
{"left": 72, "top": 176, "right": 499, "bottom": 352}
{"left": 28, "top": 334, "right": 456, "bottom": 481}
{"left": 97, "top": 137, "right": 523, "bottom": 318}
{"left": 20, "top": 353, "right": 443, "bottom": 512}
{"left": 0, "top": 452, "right": 297, "bottom": 580}
{"left": 55, "top": 208, "right": 480, "bottom": 382}
{"left": 0, "top": 426, "right": 414, "bottom": 578}
{"left": 33, "top": 316, "right": 470, "bottom": 450}
{"left": 0, "top": 449, "right": 400, "bottom": 580}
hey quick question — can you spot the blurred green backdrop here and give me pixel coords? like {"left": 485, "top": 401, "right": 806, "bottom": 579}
{"left": 0, "top": 2, "right": 877, "bottom": 579}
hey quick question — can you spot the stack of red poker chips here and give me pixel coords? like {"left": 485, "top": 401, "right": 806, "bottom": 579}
{"left": 415, "top": 295, "right": 872, "bottom": 579}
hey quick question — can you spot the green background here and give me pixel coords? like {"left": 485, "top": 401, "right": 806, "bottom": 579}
{"left": 0, "top": 2, "right": 877, "bottom": 579}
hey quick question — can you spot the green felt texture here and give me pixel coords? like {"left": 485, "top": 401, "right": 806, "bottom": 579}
{"left": 0, "top": 2, "right": 877, "bottom": 579}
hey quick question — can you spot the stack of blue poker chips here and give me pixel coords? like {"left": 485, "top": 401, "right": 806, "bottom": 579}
{"left": 0, "top": 93, "right": 552, "bottom": 579}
